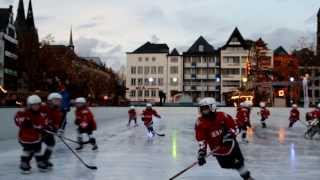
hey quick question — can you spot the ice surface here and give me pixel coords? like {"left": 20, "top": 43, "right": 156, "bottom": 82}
{"left": 0, "top": 107, "right": 320, "bottom": 180}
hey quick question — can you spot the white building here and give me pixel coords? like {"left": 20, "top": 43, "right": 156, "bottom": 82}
{"left": 0, "top": 6, "right": 18, "bottom": 92}
{"left": 182, "top": 36, "right": 221, "bottom": 102}
{"left": 126, "top": 42, "right": 183, "bottom": 103}
{"left": 167, "top": 49, "right": 183, "bottom": 102}
{"left": 220, "top": 28, "right": 251, "bottom": 102}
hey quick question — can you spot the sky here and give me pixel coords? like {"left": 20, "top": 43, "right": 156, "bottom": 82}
{"left": 1, "top": 0, "right": 320, "bottom": 70}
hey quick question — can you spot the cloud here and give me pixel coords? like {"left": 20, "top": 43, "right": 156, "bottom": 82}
{"left": 77, "top": 22, "right": 98, "bottom": 29}
{"left": 2, "top": 0, "right": 14, "bottom": 4}
{"left": 250, "top": 28, "right": 315, "bottom": 51}
{"left": 74, "top": 36, "right": 124, "bottom": 70}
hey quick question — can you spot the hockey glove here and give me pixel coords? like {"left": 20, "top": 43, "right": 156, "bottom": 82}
{"left": 198, "top": 149, "right": 207, "bottom": 166}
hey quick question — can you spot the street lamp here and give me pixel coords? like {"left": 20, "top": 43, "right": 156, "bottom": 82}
{"left": 216, "top": 77, "right": 221, "bottom": 82}
{"left": 289, "top": 77, "right": 295, "bottom": 106}
{"left": 172, "top": 77, "right": 178, "bottom": 83}
{"left": 289, "top": 77, "right": 295, "bottom": 82}
{"left": 148, "top": 77, "right": 154, "bottom": 83}
{"left": 242, "top": 77, "right": 248, "bottom": 83}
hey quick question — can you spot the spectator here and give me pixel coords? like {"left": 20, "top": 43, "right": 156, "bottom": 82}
{"left": 59, "top": 84, "right": 71, "bottom": 130}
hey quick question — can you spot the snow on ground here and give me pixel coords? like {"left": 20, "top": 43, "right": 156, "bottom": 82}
{"left": 0, "top": 107, "right": 320, "bottom": 180}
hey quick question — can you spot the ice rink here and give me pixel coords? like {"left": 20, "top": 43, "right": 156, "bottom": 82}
{"left": 1, "top": 107, "right": 320, "bottom": 180}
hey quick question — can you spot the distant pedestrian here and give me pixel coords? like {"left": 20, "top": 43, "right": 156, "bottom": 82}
{"left": 59, "top": 84, "right": 71, "bottom": 130}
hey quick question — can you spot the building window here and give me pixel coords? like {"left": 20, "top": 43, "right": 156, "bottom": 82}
{"left": 171, "top": 58, "right": 178, "bottom": 63}
{"left": 151, "top": 90, "right": 157, "bottom": 97}
{"left": 138, "top": 66, "right": 143, "bottom": 74}
{"left": 131, "top": 67, "right": 136, "bottom": 74}
{"left": 145, "top": 90, "right": 150, "bottom": 97}
{"left": 158, "top": 66, "right": 164, "bottom": 74}
{"left": 138, "top": 90, "right": 143, "bottom": 97}
{"left": 145, "top": 57, "right": 149, "bottom": 61}
{"left": 170, "top": 78, "right": 178, "bottom": 86}
{"left": 315, "top": 90, "right": 320, "bottom": 97}
{"left": 151, "top": 78, "right": 157, "bottom": 86}
{"left": 315, "top": 80, "right": 320, "bottom": 87}
{"left": 144, "top": 79, "right": 149, "bottom": 86}
{"left": 158, "top": 78, "right": 164, "bottom": 86}
{"left": 170, "top": 66, "right": 178, "bottom": 74}
{"left": 130, "top": 90, "right": 136, "bottom": 97}
{"left": 152, "top": 57, "right": 156, "bottom": 61}
{"left": 144, "top": 66, "right": 150, "bottom": 74}
{"left": 138, "top": 57, "right": 142, "bottom": 61}
{"left": 151, "top": 66, "right": 157, "bottom": 74}
{"left": 199, "top": 45, "right": 204, "bottom": 52}
{"left": 131, "top": 78, "right": 136, "bottom": 86}
{"left": 138, "top": 78, "right": 143, "bottom": 86}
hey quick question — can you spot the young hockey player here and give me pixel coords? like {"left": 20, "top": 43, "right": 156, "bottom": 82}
{"left": 236, "top": 102, "right": 250, "bottom": 143}
{"left": 289, "top": 104, "right": 300, "bottom": 128}
{"left": 74, "top": 97, "right": 98, "bottom": 151}
{"left": 128, "top": 106, "right": 138, "bottom": 127}
{"left": 195, "top": 98, "right": 254, "bottom": 180}
{"left": 41, "top": 93, "right": 63, "bottom": 168}
{"left": 141, "top": 103, "right": 161, "bottom": 138}
{"left": 258, "top": 102, "right": 270, "bottom": 128}
{"left": 14, "top": 95, "right": 49, "bottom": 174}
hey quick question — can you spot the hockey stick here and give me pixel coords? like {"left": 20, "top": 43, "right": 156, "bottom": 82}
{"left": 155, "top": 131, "right": 165, "bottom": 137}
{"left": 58, "top": 136, "right": 98, "bottom": 170}
{"left": 43, "top": 129, "right": 90, "bottom": 145}
{"left": 169, "top": 151, "right": 214, "bottom": 180}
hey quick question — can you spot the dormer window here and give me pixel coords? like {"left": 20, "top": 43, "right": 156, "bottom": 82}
{"left": 199, "top": 45, "right": 204, "bottom": 52}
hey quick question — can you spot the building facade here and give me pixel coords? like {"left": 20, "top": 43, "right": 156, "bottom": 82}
{"left": 182, "top": 36, "right": 221, "bottom": 102}
{"left": 126, "top": 42, "right": 171, "bottom": 102}
{"left": 167, "top": 48, "right": 183, "bottom": 101}
{"left": 220, "top": 28, "right": 251, "bottom": 103}
{"left": 0, "top": 5, "right": 18, "bottom": 91}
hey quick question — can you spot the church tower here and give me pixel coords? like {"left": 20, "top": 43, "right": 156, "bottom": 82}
{"left": 68, "top": 27, "right": 75, "bottom": 51}
{"left": 14, "top": 0, "right": 40, "bottom": 90}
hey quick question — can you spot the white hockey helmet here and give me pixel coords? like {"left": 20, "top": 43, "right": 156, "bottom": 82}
{"left": 47, "top": 92, "right": 62, "bottom": 101}
{"left": 27, "top": 95, "right": 42, "bottom": 106}
{"left": 244, "top": 101, "right": 253, "bottom": 107}
{"left": 130, "top": 105, "right": 135, "bottom": 110}
{"left": 259, "top": 102, "right": 266, "bottom": 108}
{"left": 317, "top": 103, "right": 320, "bottom": 108}
{"left": 75, "top": 97, "right": 87, "bottom": 104}
{"left": 240, "top": 102, "right": 245, "bottom": 107}
{"left": 146, "top": 103, "right": 152, "bottom": 108}
{"left": 292, "top": 104, "right": 298, "bottom": 108}
{"left": 199, "top": 97, "right": 217, "bottom": 113}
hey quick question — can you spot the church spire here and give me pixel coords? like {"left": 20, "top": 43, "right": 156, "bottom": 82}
{"left": 68, "top": 27, "right": 75, "bottom": 51}
{"left": 26, "top": 0, "right": 35, "bottom": 29}
{"left": 15, "top": 0, "right": 26, "bottom": 29}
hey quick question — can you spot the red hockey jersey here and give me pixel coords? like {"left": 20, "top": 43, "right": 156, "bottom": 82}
{"left": 236, "top": 108, "right": 249, "bottom": 128}
{"left": 290, "top": 108, "right": 300, "bottom": 121}
{"left": 75, "top": 107, "right": 97, "bottom": 131}
{"left": 141, "top": 109, "right": 160, "bottom": 126}
{"left": 310, "top": 109, "right": 320, "bottom": 120}
{"left": 15, "top": 109, "right": 47, "bottom": 143}
{"left": 41, "top": 104, "right": 62, "bottom": 130}
{"left": 260, "top": 108, "right": 270, "bottom": 119}
{"left": 195, "top": 112, "right": 237, "bottom": 156}
{"left": 128, "top": 109, "right": 137, "bottom": 119}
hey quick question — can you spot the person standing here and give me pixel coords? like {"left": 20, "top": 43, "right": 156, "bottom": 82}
{"left": 258, "top": 102, "right": 270, "bottom": 128}
{"left": 74, "top": 97, "right": 98, "bottom": 151}
{"left": 289, "top": 104, "right": 300, "bottom": 128}
{"left": 141, "top": 103, "right": 161, "bottom": 138}
{"left": 195, "top": 98, "right": 254, "bottom": 180}
{"left": 128, "top": 106, "right": 138, "bottom": 127}
{"left": 14, "top": 95, "right": 49, "bottom": 174}
{"left": 41, "top": 93, "right": 64, "bottom": 168}
{"left": 59, "top": 84, "right": 71, "bottom": 130}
